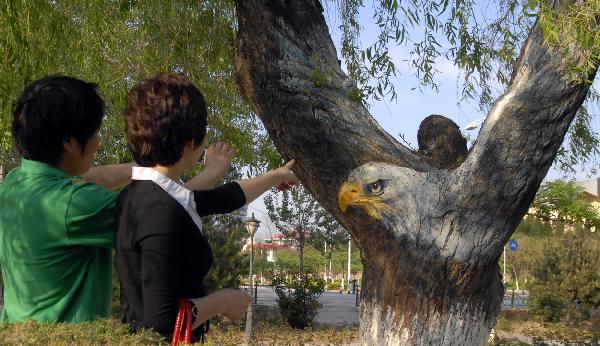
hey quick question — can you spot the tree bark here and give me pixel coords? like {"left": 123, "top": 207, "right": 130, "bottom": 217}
{"left": 233, "top": 0, "right": 598, "bottom": 344}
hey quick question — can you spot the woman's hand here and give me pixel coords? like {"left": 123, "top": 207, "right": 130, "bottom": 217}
{"left": 203, "top": 142, "right": 235, "bottom": 179}
{"left": 219, "top": 288, "right": 251, "bottom": 321}
{"left": 184, "top": 142, "right": 235, "bottom": 190}
{"left": 274, "top": 160, "right": 300, "bottom": 191}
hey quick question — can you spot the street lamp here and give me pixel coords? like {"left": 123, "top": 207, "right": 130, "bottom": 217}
{"left": 244, "top": 213, "right": 260, "bottom": 339}
{"left": 465, "top": 117, "right": 485, "bottom": 130}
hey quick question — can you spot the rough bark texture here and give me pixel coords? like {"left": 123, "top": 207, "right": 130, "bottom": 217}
{"left": 233, "top": 1, "right": 598, "bottom": 344}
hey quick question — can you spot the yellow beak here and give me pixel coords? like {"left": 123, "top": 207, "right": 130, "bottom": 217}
{"left": 338, "top": 181, "right": 392, "bottom": 220}
{"left": 338, "top": 181, "right": 361, "bottom": 213}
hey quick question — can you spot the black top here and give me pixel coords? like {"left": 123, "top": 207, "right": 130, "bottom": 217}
{"left": 115, "top": 180, "right": 246, "bottom": 337}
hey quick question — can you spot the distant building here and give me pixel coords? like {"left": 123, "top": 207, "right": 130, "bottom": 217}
{"left": 242, "top": 232, "right": 295, "bottom": 263}
{"left": 525, "top": 177, "right": 600, "bottom": 229}
{"left": 576, "top": 178, "right": 600, "bottom": 204}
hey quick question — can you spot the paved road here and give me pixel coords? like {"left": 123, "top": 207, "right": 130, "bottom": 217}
{"left": 253, "top": 286, "right": 527, "bottom": 325}
{"left": 253, "top": 286, "right": 360, "bottom": 326}
{"left": 0, "top": 287, "right": 526, "bottom": 325}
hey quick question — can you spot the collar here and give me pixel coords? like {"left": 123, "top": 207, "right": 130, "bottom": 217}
{"left": 131, "top": 166, "right": 192, "bottom": 209}
{"left": 19, "top": 159, "right": 71, "bottom": 179}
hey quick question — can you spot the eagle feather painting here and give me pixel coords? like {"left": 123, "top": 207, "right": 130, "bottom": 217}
{"left": 233, "top": 0, "right": 598, "bottom": 344}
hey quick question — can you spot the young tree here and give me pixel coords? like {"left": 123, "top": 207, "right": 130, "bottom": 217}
{"left": 264, "top": 186, "right": 319, "bottom": 278}
{"left": 201, "top": 213, "right": 247, "bottom": 292}
{"left": 529, "top": 228, "right": 600, "bottom": 323}
{"left": 529, "top": 180, "right": 600, "bottom": 231}
{"left": 309, "top": 206, "right": 349, "bottom": 282}
{"left": 233, "top": 0, "right": 599, "bottom": 344}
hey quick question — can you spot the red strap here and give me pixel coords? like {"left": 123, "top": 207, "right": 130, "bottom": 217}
{"left": 183, "top": 300, "right": 193, "bottom": 344}
{"left": 172, "top": 299, "right": 195, "bottom": 345}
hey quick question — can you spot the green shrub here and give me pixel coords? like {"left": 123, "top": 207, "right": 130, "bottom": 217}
{"left": 529, "top": 228, "right": 600, "bottom": 323}
{"left": 327, "top": 280, "right": 341, "bottom": 290}
{"left": 272, "top": 273, "right": 326, "bottom": 329}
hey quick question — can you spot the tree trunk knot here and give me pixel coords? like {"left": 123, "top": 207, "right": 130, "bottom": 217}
{"left": 417, "top": 114, "right": 468, "bottom": 169}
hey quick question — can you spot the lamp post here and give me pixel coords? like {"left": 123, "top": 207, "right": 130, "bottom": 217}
{"left": 244, "top": 213, "right": 260, "bottom": 339}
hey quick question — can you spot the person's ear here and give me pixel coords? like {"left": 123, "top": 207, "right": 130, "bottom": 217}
{"left": 62, "top": 137, "right": 79, "bottom": 156}
{"left": 183, "top": 140, "right": 195, "bottom": 154}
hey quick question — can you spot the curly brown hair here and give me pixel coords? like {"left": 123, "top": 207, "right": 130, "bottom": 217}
{"left": 124, "top": 73, "right": 207, "bottom": 166}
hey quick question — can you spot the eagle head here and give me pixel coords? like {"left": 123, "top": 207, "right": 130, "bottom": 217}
{"left": 337, "top": 163, "right": 397, "bottom": 220}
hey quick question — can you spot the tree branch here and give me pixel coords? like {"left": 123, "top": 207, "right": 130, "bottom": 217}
{"left": 234, "top": 0, "right": 430, "bottom": 217}
{"left": 453, "top": 14, "right": 598, "bottom": 255}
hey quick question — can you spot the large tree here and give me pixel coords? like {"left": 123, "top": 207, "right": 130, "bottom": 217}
{"left": 0, "top": 1, "right": 277, "bottom": 170}
{"left": 233, "top": 0, "right": 599, "bottom": 345}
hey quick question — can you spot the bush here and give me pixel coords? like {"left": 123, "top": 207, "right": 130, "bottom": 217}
{"left": 272, "top": 273, "right": 326, "bottom": 329}
{"left": 327, "top": 280, "right": 341, "bottom": 290}
{"left": 529, "top": 228, "right": 600, "bottom": 323}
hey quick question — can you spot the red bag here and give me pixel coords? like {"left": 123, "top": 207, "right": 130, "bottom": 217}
{"left": 171, "top": 299, "right": 194, "bottom": 345}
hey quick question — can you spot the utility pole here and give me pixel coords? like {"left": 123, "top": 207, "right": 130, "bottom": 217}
{"left": 502, "top": 246, "right": 506, "bottom": 284}
{"left": 347, "top": 237, "right": 351, "bottom": 293}
{"left": 244, "top": 214, "right": 260, "bottom": 340}
{"left": 323, "top": 241, "right": 327, "bottom": 282}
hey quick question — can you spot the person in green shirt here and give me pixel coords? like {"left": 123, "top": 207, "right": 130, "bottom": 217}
{"left": 0, "top": 75, "right": 133, "bottom": 323}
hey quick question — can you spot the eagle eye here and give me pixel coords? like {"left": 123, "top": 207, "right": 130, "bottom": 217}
{"left": 365, "top": 179, "right": 385, "bottom": 195}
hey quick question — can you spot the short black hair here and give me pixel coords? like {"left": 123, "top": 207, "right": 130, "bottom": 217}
{"left": 124, "top": 73, "right": 207, "bottom": 166}
{"left": 12, "top": 75, "right": 105, "bottom": 165}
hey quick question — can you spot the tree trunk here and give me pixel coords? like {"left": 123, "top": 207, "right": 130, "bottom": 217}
{"left": 327, "top": 248, "right": 333, "bottom": 283}
{"left": 298, "top": 228, "right": 305, "bottom": 278}
{"left": 233, "top": 0, "right": 598, "bottom": 344}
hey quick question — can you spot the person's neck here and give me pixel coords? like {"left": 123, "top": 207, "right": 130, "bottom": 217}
{"left": 55, "top": 158, "right": 80, "bottom": 177}
{"left": 152, "top": 164, "right": 184, "bottom": 182}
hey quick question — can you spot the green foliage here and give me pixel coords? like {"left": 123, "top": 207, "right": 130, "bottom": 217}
{"left": 326, "top": 280, "right": 342, "bottom": 290}
{"left": 0, "top": 0, "right": 279, "bottom": 171}
{"left": 329, "top": 0, "right": 599, "bottom": 172}
{"left": 272, "top": 273, "right": 326, "bottom": 329}
{"left": 536, "top": 0, "right": 600, "bottom": 83}
{"left": 530, "top": 180, "right": 600, "bottom": 231}
{"left": 309, "top": 206, "right": 348, "bottom": 257}
{"left": 1, "top": 0, "right": 597, "bottom": 174}
{"left": 348, "top": 88, "right": 364, "bottom": 103}
{"left": 202, "top": 214, "right": 247, "bottom": 292}
{"left": 499, "top": 217, "right": 553, "bottom": 290}
{"left": 265, "top": 186, "right": 319, "bottom": 276}
{"left": 529, "top": 229, "right": 600, "bottom": 323}
{"left": 556, "top": 89, "right": 600, "bottom": 176}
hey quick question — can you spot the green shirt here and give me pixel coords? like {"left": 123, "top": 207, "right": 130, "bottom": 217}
{"left": 0, "top": 159, "right": 117, "bottom": 323}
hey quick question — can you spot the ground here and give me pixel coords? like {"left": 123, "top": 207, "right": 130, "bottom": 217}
{"left": 0, "top": 287, "right": 597, "bottom": 345}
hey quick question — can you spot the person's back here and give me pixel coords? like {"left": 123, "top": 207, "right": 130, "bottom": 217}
{"left": 0, "top": 75, "right": 132, "bottom": 323}
{"left": 0, "top": 160, "right": 115, "bottom": 322}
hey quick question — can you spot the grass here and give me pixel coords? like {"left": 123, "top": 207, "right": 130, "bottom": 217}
{"left": 0, "top": 306, "right": 358, "bottom": 346}
{"left": 494, "top": 310, "right": 599, "bottom": 345}
{"left": 0, "top": 319, "right": 164, "bottom": 345}
{"left": 1, "top": 308, "right": 598, "bottom": 345}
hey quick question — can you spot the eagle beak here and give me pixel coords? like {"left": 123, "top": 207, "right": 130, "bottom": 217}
{"left": 338, "top": 181, "right": 361, "bottom": 213}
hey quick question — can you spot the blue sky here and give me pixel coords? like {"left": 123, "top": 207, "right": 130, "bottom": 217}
{"left": 247, "top": 1, "right": 599, "bottom": 238}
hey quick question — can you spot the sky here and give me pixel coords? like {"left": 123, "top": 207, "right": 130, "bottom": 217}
{"left": 246, "top": 1, "right": 600, "bottom": 240}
